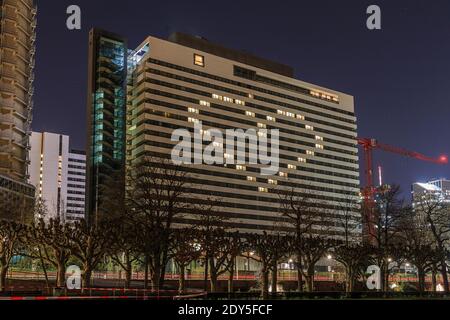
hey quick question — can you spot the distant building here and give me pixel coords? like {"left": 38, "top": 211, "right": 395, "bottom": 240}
{"left": 28, "top": 132, "right": 86, "bottom": 222}
{"left": 412, "top": 179, "right": 450, "bottom": 206}
{"left": 66, "top": 149, "right": 87, "bottom": 221}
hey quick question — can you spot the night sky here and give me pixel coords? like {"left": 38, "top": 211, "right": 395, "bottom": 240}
{"left": 32, "top": 0, "right": 450, "bottom": 199}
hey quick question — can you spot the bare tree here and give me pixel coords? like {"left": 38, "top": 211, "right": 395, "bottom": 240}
{"left": 170, "top": 228, "right": 201, "bottom": 293}
{"left": 398, "top": 210, "right": 438, "bottom": 293}
{"left": 0, "top": 220, "right": 26, "bottom": 292}
{"left": 27, "top": 217, "right": 73, "bottom": 287}
{"left": 68, "top": 220, "right": 113, "bottom": 288}
{"left": 369, "top": 185, "right": 406, "bottom": 291}
{"left": 332, "top": 193, "right": 368, "bottom": 292}
{"left": 416, "top": 195, "right": 450, "bottom": 292}
{"left": 278, "top": 188, "right": 317, "bottom": 292}
{"left": 246, "top": 232, "right": 289, "bottom": 299}
{"left": 126, "top": 156, "right": 189, "bottom": 290}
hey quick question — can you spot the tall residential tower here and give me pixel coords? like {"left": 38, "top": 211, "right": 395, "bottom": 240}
{"left": 0, "top": 0, "right": 36, "bottom": 219}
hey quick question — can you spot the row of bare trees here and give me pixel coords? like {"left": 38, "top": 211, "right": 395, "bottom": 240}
{"left": 1, "top": 157, "right": 449, "bottom": 296}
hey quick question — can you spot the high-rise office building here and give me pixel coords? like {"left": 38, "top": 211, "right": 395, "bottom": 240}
{"left": 86, "top": 28, "right": 127, "bottom": 222}
{"left": 0, "top": 0, "right": 37, "bottom": 219}
{"left": 126, "top": 33, "right": 360, "bottom": 238}
{"left": 29, "top": 132, "right": 86, "bottom": 222}
{"left": 412, "top": 178, "right": 450, "bottom": 206}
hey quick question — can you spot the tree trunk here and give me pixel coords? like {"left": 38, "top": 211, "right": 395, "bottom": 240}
{"left": 57, "top": 263, "right": 66, "bottom": 288}
{"left": 159, "top": 249, "right": 168, "bottom": 289}
{"left": 271, "top": 262, "right": 278, "bottom": 294}
{"left": 228, "top": 264, "right": 234, "bottom": 294}
{"left": 209, "top": 258, "right": 218, "bottom": 293}
{"left": 0, "top": 266, "right": 8, "bottom": 292}
{"left": 305, "top": 275, "right": 314, "bottom": 292}
{"left": 346, "top": 267, "right": 354, "bottom": 293}
{"left": 432, "top": 265, "right": 437, "bottom": 293}
{"left": 82, "top": 268, "right": 92, "bottom": 289}
{"left": 125, "top": 261, "right": 132, "bottom": 289}
{"left": 152, "top": 263, "right": 161, "bottom": 291}
{"left": 179, "top": 264, "right": 185, "bottom": 294}
{"left": 440, "top": 258, "right": 449, "bottom": 293}
{"left": 380, "top": 263, "right": 388, "bottom": 292}
{"left": 261, "top": 269, "right": 269, "bottom": 299}
{"left": 296, "top": 253, "right": 303, "bottom": 292}
{"left": 305, "top": 266, "right": 315, "bottom": 292}
{"left": 143, "top": 255, "right": 149, "bottom": 289}
{"left": 417, "top": 267, "right": 425, "bottom": 293}
{"left": 203, "top": 257, "right": 209, "bottom": 292}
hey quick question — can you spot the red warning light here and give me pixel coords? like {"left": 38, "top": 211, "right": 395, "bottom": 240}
{"left": 440, "top": 155, "right": 448, "bottom": 164}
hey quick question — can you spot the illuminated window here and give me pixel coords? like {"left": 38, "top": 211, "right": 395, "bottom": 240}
{"left": 286, "top": 112, "right": 295, "bottom": 118}
{"left": 235, "top": 99, "right": 245, "bottom": 106}
{"left": 315, "top": 135, "right": 323, "bottom": 141}
{"left": 188, "top": 117, "right": 199, "bottom": 124}
{"left": 257, "top": 123, "right": 267, "bottom": 129}
{"left": 247, "top": 176, "right": 256, "bottom": 182}
{"left": 259, "top": 187, "right": 269, "bottom": 193}
{"left": 188, "top": 107, "right": 199, "bottom": 114}
{"left": 212, "top": 94, "right": 223, "bottom": 100}
{"left": 315, "top": 144, "right": 324, "bottom": 150}
{"left": 268, "top": 179, "right": 277, "bottom": 185}
{"left": 288, "top": 164, "right": 297, "bottom": 170}
{"left": 194, "top": 54, "right": 205, "bottom": 67}
{"left": 297, "top": 114, "right": 305, "bottom": 120}
{"left": 248, "top": 93, "right": 254, "bottom": 99}
{"left": 277, "top": 110, "right": 285, "bottom": 116}
{"left": 298, "top": 157, "right": 307, "bottom": 163}
{"left": 306, "top": 150, "right": 315, "bottom": 156}
{"left": 279, "top": 172, "right": 288, "bottom": 178}
{"left": 305, "top": 125, "right": 314, "bottom": 131}
{"left": 267, "top": 116, "right": 276, "bottom": 122}
{"left": 236, "top": 165, "right": 246, "bottom": 171}
{"left": 224, "top": 96, "right": 234, "bottom": 103}
{"left": 199, "top": 100, "right": 211, "bottom": 107}
{"left": 246, "top": 111, "right": 255, "bottom": 117}
{"left": 258, "top": 131, "right": 267, "bottom": 138}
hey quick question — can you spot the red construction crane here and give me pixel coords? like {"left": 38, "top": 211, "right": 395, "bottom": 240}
{"left": 357, "top": 138, "right": 448, "bottom": 243}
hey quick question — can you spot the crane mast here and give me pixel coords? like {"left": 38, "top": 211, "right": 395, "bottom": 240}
{"left": 358, "top": 137, "right": 448, "bottom": 244}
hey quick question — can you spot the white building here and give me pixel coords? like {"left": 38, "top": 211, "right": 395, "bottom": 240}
{"left": 28, "top": 132, "right": 86, "bottom": 221}
{"left": 412, "top": 179, "right": 450, "bottom": 206}
{"left": 126, "top": 33, "right": 360, "bottom": 239}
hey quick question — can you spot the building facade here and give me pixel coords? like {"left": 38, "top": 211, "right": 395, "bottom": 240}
{"left": 86, "top": 28, "right": 127, "bottom": 223}
{"left": 0, "top": 0, "right": 37, "bottom": 220}
{"left": 28, "top": 132, "right": 86, "bottom": 222}
{"left": 0, "top": 0, "right": 36, "bottom": 181}
{"left": 412, "top": 179, "right": 450, "bottom": 206}
{"left": 126, "top": 33, "right": 360, "bottom": 238}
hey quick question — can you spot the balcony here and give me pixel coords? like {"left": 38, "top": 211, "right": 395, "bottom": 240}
{"left": 0, "top": 82, "right": 16, "bottom": 95}
{"left": 1, "top": 23, "right": 17, "bottom": 36}
{"left": 0, "top": 114, "right": 14, "bottom": 126}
